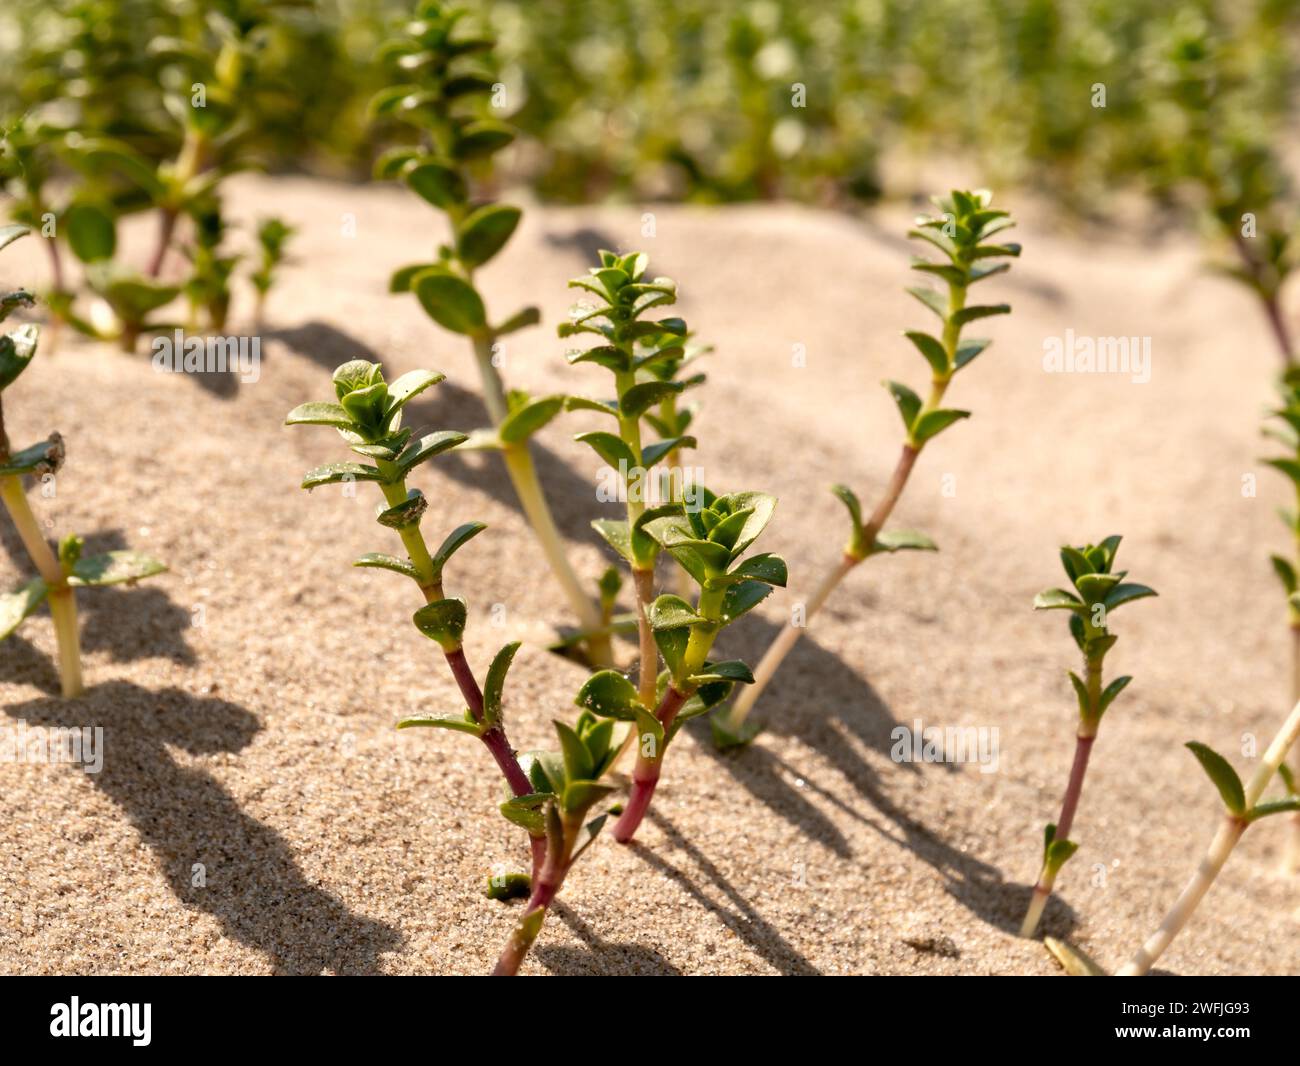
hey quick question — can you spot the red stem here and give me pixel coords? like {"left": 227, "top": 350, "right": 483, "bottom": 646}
{"left": 613, "top": 685, "right": 689, "bottom": 843}
{"left": 1054, "top": 733, "right": 1095, "bottom": 843}
{"left": 443, "top": 645, "right": 545, "bottom": 875}
{"left": 146, "top": 208, "right": 178, "bottom": 278}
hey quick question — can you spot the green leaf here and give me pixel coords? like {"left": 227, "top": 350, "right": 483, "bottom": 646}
{"left": 412, "top": 598, "right": 468, "bottom": 650}
{"left": 500, "top": 395, "right": 564, "bottom": 444}
{"left": 1246, "top": 798, "right": 1300, "bottom": 823}
{"left": 1098, "top": 675, "right": 1132, "bottom": 717}
{"left": 404, "top": 160, "right": 467, "bottom": 208}
{"left": 591, "top": 518, "right": 632, "bottom": 562}
{"left": 1103, "top": 583, "right": 1157, "bottom": 611}
{"left": 0, "top": 224, "right": 30, "bottom": 252}
{"left": 1059, "top": 546, "right": 1093, "bottom": 582}
{"left": 653, "top": 624, "right": 689, "bottom": 679}
{"left": 884, "top": 379, "right": 921, "bottom": 431}
{"left": 911, "top": 408, "right": 971, "bottom": 444}
{"left": 65, "top": 202, "right": 116, "bottom": 263}
{"left": 1074, "top": 572, "right": 1121, "bottom": 603}
{"left": 1067, "top": 671, "right": 1089, "bottom": 716}
{"left": 457, "top": 204, "right": 521, "bottom": 268}
{"left": 414, "top": 270, "right": 486, "bottom": 334}
{"left": 456, "top": 120, "right": 515, "bottom": 158}
{"left": 0, "top": 578, "right": 47, "bottom": 641}
{"left": 499, "top": 792, "right": 551, "bottom": 835}
{"left": 720, "top": 492, "right": 777, "bottom": 558}
{"left": 565, "top": 396, "right": 620, "bottom": 418}
{"left": 727, "top": 553, "right": 788, "bottom": 586}
{"left": 389, "top": 263, "right": 437, "bottom": 293}
{"left": 1034, "top": 588, "right": 1084, "bottom": 611}
{"left": 484, "top": 872, "right": 532, "bottom": 900}
{"left": 353, "top": 553, "right": 420, "bottom": 580}
{"left": 721, "top": 580, "right": 773, "bottom": 624}
{"left": 903, "top": 331, "right": 949, "bottom": 375}
{"left": 575, "top": 670, "right": 644, "bottom": 720}
{"left": 285, "top": 401, "right": 354, "bottom": 429}
{"left": 432, "top": 521, "right": 487, "bottom": 572}
{"left": 906, "top": 286, "right": 948, "bottom": 319}
{"left": 396, "top": 709, "right": 482, "bottom": 736}
{"left": 0, "top": 325, "right": 40, "bottom": 391}
{"left": 301, "top": 462, "right": 384, "bottom": 490}
{"left": 482, "top": 642, "right": 520, "bottom": 729}
{"left": 575, "top": 431, "right": 635, "bottom": 470}
{"left": 69, "top": 552, "right": 166, "bottom": 587}
{"left": 951, "top": 304, "right": 1011, "bottom": 326}
{"left": 649, "top": 594, "right": 704, "bottom": 630}
{"left": 386, "top": 369, "right": 445, "bottom": 414}
{"left": 641, "top": 436, "right": 695, "bottom": 467}
{"left": 555, "top": 720, "right": 594, "bottom": 783}
{"left": 688, "top": 660, "right": 754, "bottom": 685}
{"left": 954, "top": 338, "right": 991, "bottom": 370}
{"left": 395, "top": 430, "right": 468, "bottom": 475}
{"left": 522, "top": 751, "right": 566, "bottom": 795}
{"left": 561, "top": 780, "right": 614, "bottom": 815}
{"left": 496, "top": 306, "right": 540, "bottom": 336}
{"left": 621, "top": 381, "right": 684, "bottom": 419}
{"left": 872, "top": 529, "right": 938, "bottom": 554}
{"left": 0, "top": 435, "right": 62, "bottom": 478}
{"left": 1185, "top": 742, "right": 1246, "bottom": 816}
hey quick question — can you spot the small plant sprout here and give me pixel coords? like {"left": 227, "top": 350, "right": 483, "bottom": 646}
{"left": 715, "top": 189, "right": 1020, "bottom": 747}
{"left": 1020, "top": 536, "right": 1156, "bottom": 939}
{"left": 287, "top": 358, "right": 623, "bottom": 975}
{"left": 250, "top": 217, "right": 295, "bottom": 327}
{"left": 562, "top": 250, "right": 697, "bottom": 708}
{"left": 371, "top": 0, "right": 610, "bottom": 665}
{"left": 180, "top": 199, "right": 239, "bottom": 332}
{"left": 1114, "top": 702, "right": 1300, "bottom": 976}
{"left": 0, "top": 225, "right": 166, "bottom": 696}
{"left": 575, "top": 487, "right": 785, "bottom": 844}
{"left": 1262, "top": 366, "right": 1300, "bottom": 870}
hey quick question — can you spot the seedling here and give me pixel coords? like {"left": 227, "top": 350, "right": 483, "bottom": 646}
{"left": 562, "top": 250, "right": 698, "bottom": 708}
{"left": 250, "top": 217, "right": 295, "bottom": 327}
{"left": 1262, "top": 367, "right": 1300, "bottom": 869}
{"left": 575, "top": 486, "right": 786, "bottom": 844}
{"left": 286, "top": 358, "right": 622, "bottom": 975}
{"left": 180, "top": 199, "right": 239, "bottom": 333}
{"left": 0, "top": 225, "right": 166, "bottom": 696}
{"left": 715, "top": 189, "right": 1020, "bottom": 746}
{"left": 1019, "top": 536, "right": 1156, "bottom": 938}
{"left": 1115, "top": 703, "right": 1300, "bottom": 976}
{"left": 370, "top": 0, "right": 611, "bottom": 666}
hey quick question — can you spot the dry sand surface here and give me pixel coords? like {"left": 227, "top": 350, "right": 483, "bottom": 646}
{"left": 1, "top": 173, "right": 1297, "bottom": 975}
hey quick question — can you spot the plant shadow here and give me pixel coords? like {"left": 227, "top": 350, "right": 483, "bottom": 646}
{"left": 534, "top": 902, "right": 683, "bottom": 976}
{"left": 3, "top": 678, "right": 403, "bottom": 974}
{"left": 626, "top": 810, "right": 821, "bottom": 975}
{"left": 0, "top": 524, "right": 196, "bottom": 667}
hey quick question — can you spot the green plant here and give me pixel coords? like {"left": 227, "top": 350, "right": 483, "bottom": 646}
{"left": 0, "top": 224, "right": 166, "bottom": 696}
{"left": 574, "top": 486, "right": 785, "bottom": 844}
{"left": 562, "top": 249, "right": 699, "bottom": 709}
{"left": 371, "top": 0, "right": 610, "bottom": 666}
{"left": 180, "top": 197, "right": 239, "bottom": 332}
{"left": 714, "top": 188, "right": 1019, "bottom": 747}
{"left": 286, "top": 357, "right": 624, "bottom": 975}
{"left": 1261, "top": 367, "right": 1300, "bottom": 870}
{"left": 250, "top": 216, "right": 294, "bottom": 326}
{"left": 1114, "top": 705, "right": 1300, "bottom": 975}
{"left": 1019, "top": 536, "right": 1156, "bottom": 938}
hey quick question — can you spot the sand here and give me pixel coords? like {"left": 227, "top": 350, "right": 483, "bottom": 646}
{"left": 0, "top": 172, "right": 1296, "bottom": 975}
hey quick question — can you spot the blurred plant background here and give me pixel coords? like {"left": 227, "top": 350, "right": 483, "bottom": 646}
{"left": 0, "top": 0, "right": 1295, "bottom": 260}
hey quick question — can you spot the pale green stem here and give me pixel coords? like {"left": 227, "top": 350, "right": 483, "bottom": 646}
{"left": 0, "top": 476, "right": 82, "bottom": 697}
{"left": 1117, "top": 698, "right": 1300, "bottom": 976}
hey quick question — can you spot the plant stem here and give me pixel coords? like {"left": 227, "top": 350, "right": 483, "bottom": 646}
{"left": 492, "top": 810, "right": 577, "bottom": 976}
{"left": 725, "top": 438, "right": 922, "bottom": 730}
{"left": 612, "top": 684, "right": 689, "bottom": 843}
{"left": 1287, "top": 624, "right": 1300, "bottom": 875}
{"left": 471, "top": 333, "right": 510, "bottom": 428}
{"left": 0, "top": 475, "right": 81, "bottom": 696}
{"left": 1117, "top": 697, "right": 1300, "bottom": 976}
{"left": 501, "top": 443, "right": 612, "bottom": 666}
{"left": 379, "top": 471, "right": 545, "bottom": 872}
{"left": 632, "top": 567, "right": 657, "bottom": 707}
